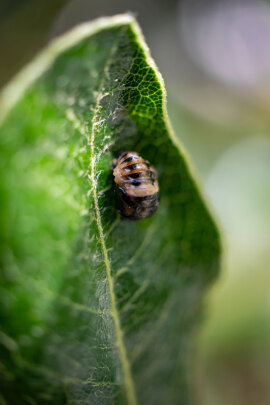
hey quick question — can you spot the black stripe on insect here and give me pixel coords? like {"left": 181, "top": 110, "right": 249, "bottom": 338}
{"left": 128, "top": 172, "right": 141, "bottom": 179}
{"left": 122, "top": 155, "right": 134, "bottom": 164}
{"left": 125, "top": 163, "right": 138, "bottom": 171}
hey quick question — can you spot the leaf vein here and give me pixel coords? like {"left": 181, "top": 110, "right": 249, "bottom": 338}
{"left": 88, "top": 33, "right": 138, "bottom": 405}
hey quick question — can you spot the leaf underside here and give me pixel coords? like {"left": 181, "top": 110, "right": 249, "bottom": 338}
{"left": 0, "top": 15, "right": 220, "bottom": 405}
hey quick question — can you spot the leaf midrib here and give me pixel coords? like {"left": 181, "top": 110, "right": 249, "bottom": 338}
{"left": 88, "top": 31, "right": 138, "bottom": 405}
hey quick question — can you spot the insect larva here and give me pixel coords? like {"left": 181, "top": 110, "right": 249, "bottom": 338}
{"left": 112, "top": 152, "right": 159, "bottom": 219}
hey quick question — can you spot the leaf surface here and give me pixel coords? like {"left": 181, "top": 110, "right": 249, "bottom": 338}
{"left": 0, "top": 14, "right": 220, "bottom": 405}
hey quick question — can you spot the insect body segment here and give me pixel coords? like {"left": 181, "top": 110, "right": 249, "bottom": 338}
{"left": 113, "top": 152, "right": 159, "bottom": 219}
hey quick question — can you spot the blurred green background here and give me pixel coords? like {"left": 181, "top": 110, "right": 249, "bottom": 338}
{"left": 1, "top": 1, "right": 270, "bottom": 404}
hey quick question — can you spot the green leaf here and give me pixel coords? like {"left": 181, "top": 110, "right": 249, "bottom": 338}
{"left": 0, "top": 14, "right": 221, "bottom": 405}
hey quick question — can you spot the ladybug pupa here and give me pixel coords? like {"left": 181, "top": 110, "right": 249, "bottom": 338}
{"left": 112, "top": 152, "right": 159, "bottom": 220}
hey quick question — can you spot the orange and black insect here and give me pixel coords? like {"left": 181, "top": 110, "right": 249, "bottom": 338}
{"left": 112, "top": 152, "right": 159, "bottom": 220}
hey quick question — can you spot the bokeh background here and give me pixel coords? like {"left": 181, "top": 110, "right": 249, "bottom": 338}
{"left": 1, "top": 1, "right": 270, "bottom": 404}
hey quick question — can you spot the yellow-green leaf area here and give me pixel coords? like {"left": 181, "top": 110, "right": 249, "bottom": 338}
{"left": 0, "top": 14, "right": 220, "bottom": 405}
